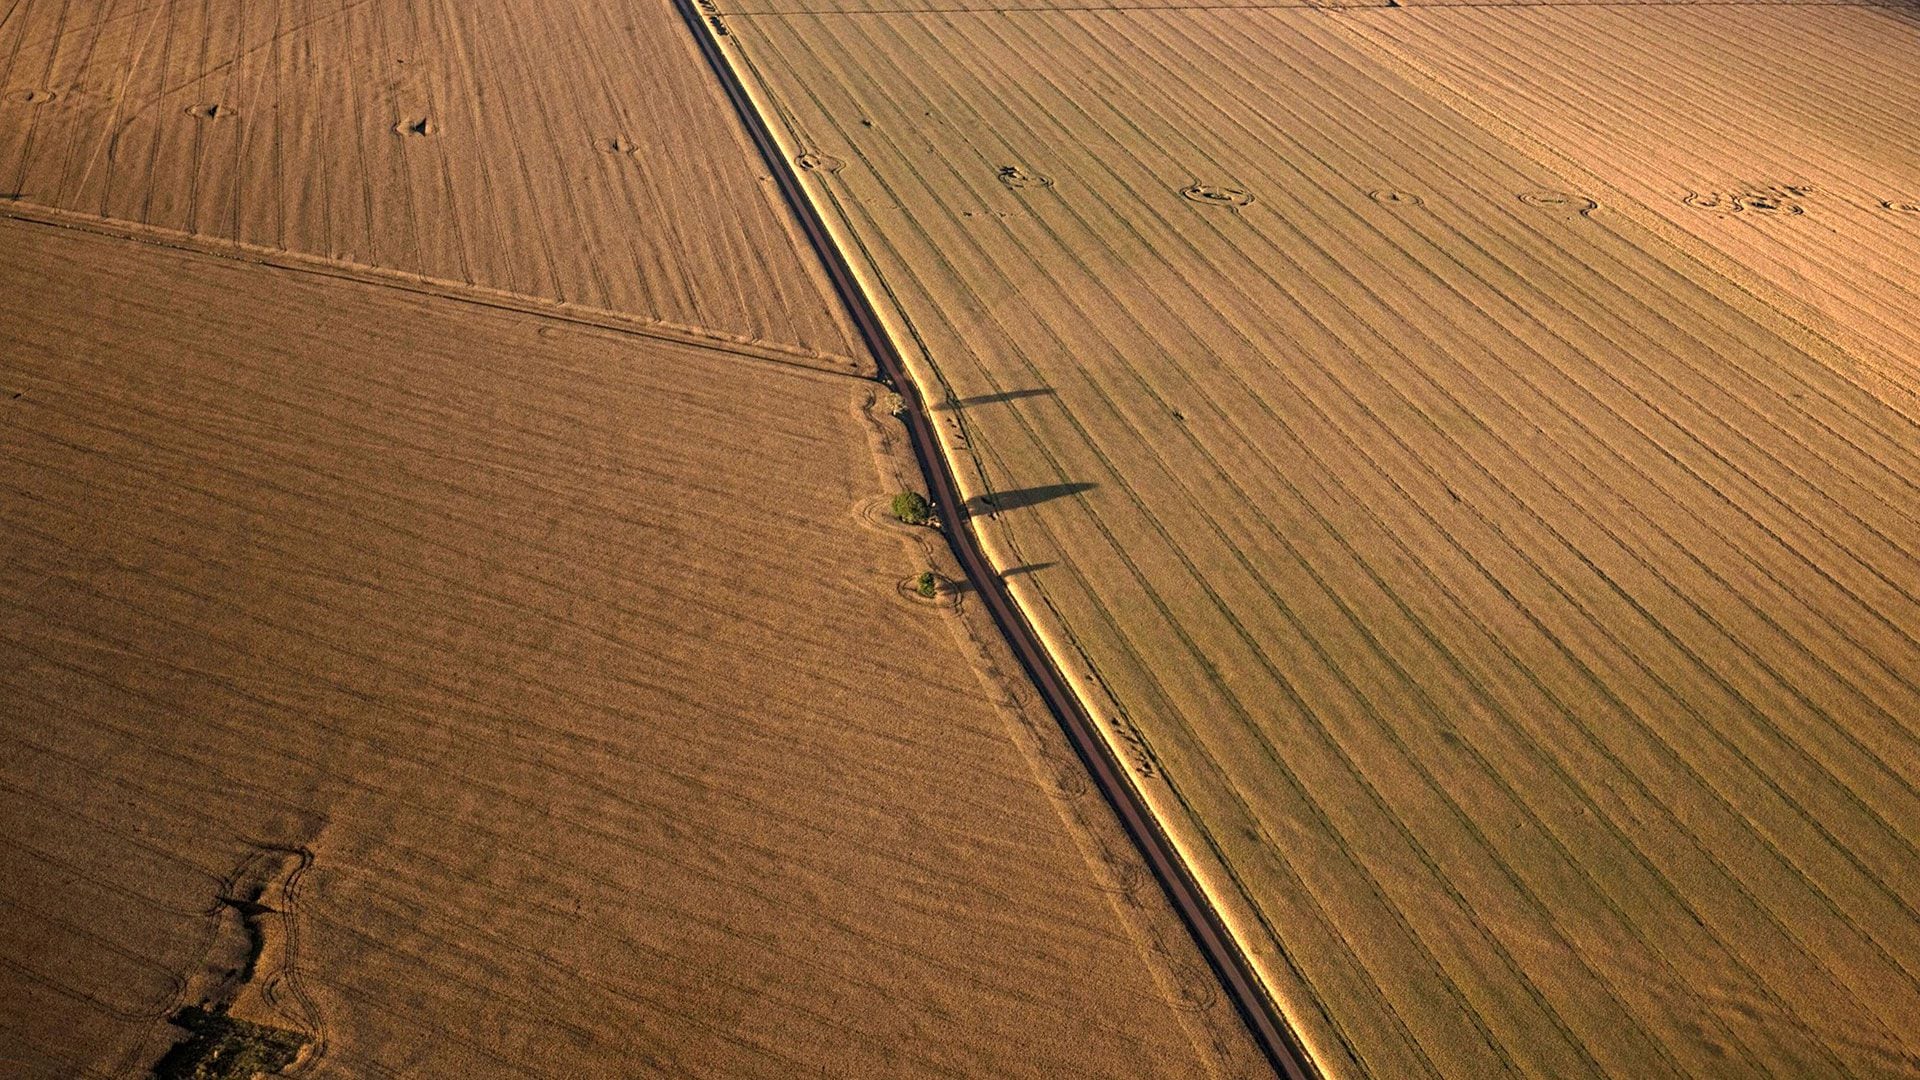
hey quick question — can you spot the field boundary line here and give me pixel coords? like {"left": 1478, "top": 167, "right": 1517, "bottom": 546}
{"left": 0, "top": 200, "right": 868, "bottom": 380}
{"left": 673, "top": 4, "right": 1322, "bottom": 1077}
{"left": 728, "top": 0, "right": 1919, "bottom": 14}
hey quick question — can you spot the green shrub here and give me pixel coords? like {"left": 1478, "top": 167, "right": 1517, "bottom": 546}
{"left": 154, "top": 1006, "right": 308, "bottom": 1079}
{"left": 914, "top": 571, "right": 938, "bottom": 598}
{"left": 890, "top": 491, "right": 933, "bottom": 526}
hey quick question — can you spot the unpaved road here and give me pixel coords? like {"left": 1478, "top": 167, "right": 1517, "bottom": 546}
{"left": 673, "top": 2, "right": 1314, "bottom": 1076}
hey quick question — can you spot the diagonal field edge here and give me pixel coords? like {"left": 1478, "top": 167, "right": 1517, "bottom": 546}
{"left": 0, "top": 202, "right": 866, "bottom": 380}
{"left": 669, "top": 2, "right": 1321, "bottom": 1076}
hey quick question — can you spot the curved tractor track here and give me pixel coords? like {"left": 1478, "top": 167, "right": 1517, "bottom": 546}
{"left": 673, "top": 4, "right": 1317, "bottom": 1077}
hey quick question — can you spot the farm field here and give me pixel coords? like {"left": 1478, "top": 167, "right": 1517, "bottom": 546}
{"left": 706, "top": 4, "right": 1920, "bottom": 1078}
{"left": 1343, "top": 3, "right": 1920, "bottom": 407}
{"left": 0, "top": 214, "right": 1265, "bottom": 1078}
{"left": 0, "top": 0, "right": 857, "bottom": 363}
{"left": 0, "top": 0, "right": 1273, "bottom": 1075}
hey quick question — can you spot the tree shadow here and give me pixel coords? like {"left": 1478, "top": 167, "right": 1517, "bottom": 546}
{"left": 966, "top": 482, "right": 1095, "bottom": 516}
{"left": 936, "top": 387, "right": 1055, "bottom": 410}
{"left": 1000, "top": 562, "right": 1055, "bottom": 578}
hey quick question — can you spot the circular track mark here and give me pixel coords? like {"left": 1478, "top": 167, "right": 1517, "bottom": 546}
{"left": 1181, "top": 183, "right": 1253, "bottom": 209}
{"left": 1518, "top": 189, "right": 1596, "bottom": 216}
{"left": 1369, "top": 188, "right": 1424, "bottom": 208}
{"left": 1097, "top": 857, "right": 1149, "bottom": 899}
{"left": 796, "top": 151, "right": 844, "bottom": 173}
{"left": 185, "top": 103, "right": 235, "bottom": 120}
{"left": 997, "top": 164, "right": 1053, "bottom": 190}
{"left": 1684, "top": 189, "right": 1806, "bottom": 215}
{"left": 1169, "top": 958, "right": 1224, "bottom": 1013}
{"left": 18, "top": 88, "right": 56, "bottom": 105}
{"left": 594, "top": 135, "right": 639, "bottom": 154}
{"left": 1682, "top": 190, "right": 1738, "bottom": 214}
{"left": 1878, "top": 198, "right": 1920, "bottom": 214}
{"left": 853, "top": 494, "right": 931, "bottom": 536}
{"left": 1740, "top": 193, "right": 1803, "bottom": 215}
{"left": 895, "top": 574, "right": 951, "bottom": 608}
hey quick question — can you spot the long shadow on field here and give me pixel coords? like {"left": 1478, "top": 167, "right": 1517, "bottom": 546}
{"left": 966, "top": 483, "right": 1095, "bottom": 517}
{"left": 941, "top": 562, "right": 1055, "bottom": 597}
{"left": 1000, "top": 562, "right": 1056, "bottom": 579}
{"left": 937, "top": 387, "right": 1056, "bottom": 409}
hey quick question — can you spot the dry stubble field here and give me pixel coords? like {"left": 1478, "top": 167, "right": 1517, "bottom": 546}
{"left": 0, "top": 0, "right": 1269, "bottom": 1075}
{"left": 1344, "top": 2, "right": 1920, "bottom": 406}
{"left": 0, "top": 215, "right": 1266, "bottom": 1079}
{"left": 706, "top": 2, "right": 1920, "bottom": 1077}
{"left": 0, "top": 0, "right": 857, "bottom": 362}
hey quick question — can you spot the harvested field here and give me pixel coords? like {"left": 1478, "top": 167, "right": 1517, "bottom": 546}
{"left": 0, "top": 0, "right": 1274, "bottom": 1074}
{"left": 0, "top": 0, "right": 857, "bottom": 362}
{"left": 0, "top": 215, "right": 1265, "bottom": 1078}
{"left": 1345, "top": 3, "right": 1920, "bottom": 404}
{"left": 707, "top": 5, "right": 1920, "bottom": 1077}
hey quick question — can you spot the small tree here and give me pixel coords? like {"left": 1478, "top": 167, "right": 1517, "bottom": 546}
{"left": 890, "top": 491, "right": 933, "bottom": 526}
{"left": 914, "top": 571, "right": 938, "bottom": 599}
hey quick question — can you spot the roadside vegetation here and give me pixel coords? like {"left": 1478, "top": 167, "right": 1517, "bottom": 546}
{"left": 890, "top": 491, "right": 933, "bottom": 526}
